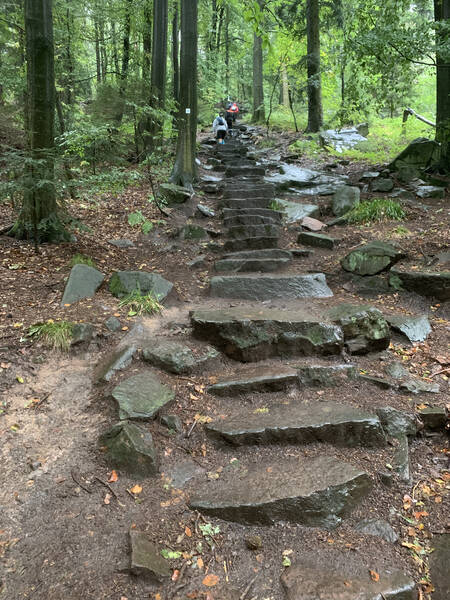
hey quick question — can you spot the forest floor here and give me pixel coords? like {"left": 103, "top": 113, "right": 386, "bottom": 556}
{"left": 0, "top": 126, "right": 449, "bottom": 600}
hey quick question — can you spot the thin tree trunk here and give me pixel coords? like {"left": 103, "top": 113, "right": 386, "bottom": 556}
{"left": 111, "top": 21, "right": 119, "bottom": 77}
{"left": 142, "top": 1, "right": 151, "bottom": 89}
{"left": 169, "top": 0, "right": 198, "bottom": 189}
{"left": 172, "top": 0, "right": 179, "bottom": 105}
{"left": 224, "top": 4, "right": 230, "bottom": 97}
{"left": 434, "top": 0, "right": 450, "bottom": 170}
{"left": 281, "top": 63, "right": 289, "bottom": 108}
{"left": 148, "top": 0, "right": 168, "bottom": 149}
{"left": 65, "top": 3, "right": 74, "bottom": 104}
{"left": 99, "top": 18, "right": 107, "bottom": 81}
{"left": 252, "top": 29, "right": 264, "bottom": 122}
{"left": 94, "top": 20, "right": 101, "bottom": 83}
{"left": 12, "top": 0, "right": 69, "bottom": 243}
{"left": 305, "top": 0, "right": 323, "bottom": 132}
{"left": 116, "top": 0, "right": 132, "bottom": 122}
{"left": 55, "top": 90, "right": 75, "bottom": 199}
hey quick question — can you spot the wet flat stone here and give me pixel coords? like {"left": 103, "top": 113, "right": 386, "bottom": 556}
{"left": 429, "top": 534, "right": 450, "bottom": 600}
{"left": 223, "top": 236, "right": 279, "bottom": 252}
{"left": 61, "top": 264, "right": 105, "bottom": 306}
{"left": 129, "top": 530, "right": 171, "bottom": 580}
{"left": 222, "top": 197, "right": 273, "bottom": 210}
{"left": 275, "top": 199, "right": 320, "bottom": 223}
{"left": 189, "top": 455, "right": 372, "bottom": 528}
{"left": 191, "top": 306, "right": 343, "bottom": 361}
{"left": 95, "top": 345, "right": 136, "bottom": 383}
{"left": 399, "top": 378, "right": 440, "bottom": 394}
{"left": 225, "top": 166, "right": 266, "bottom": 177}
{"left": 222, "top": 185, "right": 275, "bottom": 199}
{"left": 142, "top": 340, "right": 219, "bottom": 374}
{"left": 298, "top": 231, "right": 338, "bottom": 249}
{"left": 355, "top": 518, "right": 399, "bottom": 543}
{"left": 210, "top": 273, "right": 333, "bottom": 300}
{"left": 387, "top": 314, "right": 431, "bottom": 342}
{"left": 389, "top": 266, "right": 450, "bottom": 301}
{"left": 223, "top": 214, "right": 279, "bottom": 227}
{"left": 206, "top": 401, "right": 386, "bottom": 447}
{"left": 112, "top": 373, "right": 175, "bottom": 420}
{"left": 296, "top": 364, "right": 357, "bottom": 386}
{"left": 222, "top": 208, "right": 283, "bottom": 221}
{"left": 214, "top": 257, "right": 291, "bottom": 273}
{"left": 99, "top": 421, "right": 158, "bottom": 477}
{"left": 226, "top": 224, "right": 281, "bottom": 238}
{"left": 207, "top": 365, "right": 298, "bottom": 395}
{"left": 222, "top": 248, "right": 292, "bottom": 260}
{"left": 327, "top": 303, "right": 390, "bottom": 354}
{"left": 281, "top": 556, "right": 415, "bottom": 600}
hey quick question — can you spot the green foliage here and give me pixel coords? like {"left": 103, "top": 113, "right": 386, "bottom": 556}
{"left": 268, "top": 200, "right": 284, "bottom": 211}
{"left": 127, "top": 210, "right": 154, "bottom": 234}
{"left": 160, "top": 549, "right": 182, "bottom": 560}
{"left": 118, "top": 290, "right": 163, "bottom": 316}
{"left": 346, "top": 198, "right": 405, "bottom": 224}
{"left": 70, "top": 253, "right": 96, "bottom": 268}
{"left": 28, "top": 320, "right": 74, "bottom": 351}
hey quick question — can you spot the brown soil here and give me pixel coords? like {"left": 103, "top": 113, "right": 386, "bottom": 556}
{"left": 0, "top": 128, "right": 449, "bottom": 600}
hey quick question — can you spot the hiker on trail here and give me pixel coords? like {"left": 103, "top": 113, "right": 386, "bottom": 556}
{"left": 225, "top": 111, "right": 234, "bottom": 136}
{"left": 212, "top": 112, "right": 228, "bottom": 144}
{"left": 226, "top": 101, "right": 239, "bottom": 122}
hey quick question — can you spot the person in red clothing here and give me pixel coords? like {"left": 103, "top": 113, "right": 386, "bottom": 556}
{"left": 226, "top": 101, "right": 239, "bottom": 122}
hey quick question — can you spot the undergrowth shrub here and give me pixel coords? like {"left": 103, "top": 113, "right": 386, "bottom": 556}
{"left": 346, "top": 198, "right": 405, "bottom": 224}
{"left": 28, "top": 320, "right": 74, "bottom": 351}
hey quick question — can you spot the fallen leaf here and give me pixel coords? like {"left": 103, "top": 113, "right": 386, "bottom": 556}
{"left": 202, "top": 574, "right": 219, "bottom": 587}
{"left": 104, "top": 493, "right": 111, "bottom": 505}
{"left": 201, "top": 443, "right": 207, "bottom": 457}
{"left": 108, "top": 470, "right": 118, "bottom": 483}
{"left": 413, "top": 511, "right": 429, "bottom": 519}
{"left": 186, "top": 592, "right": 199, "bottom": 599}
{"left": 434, "top": 496, "right": 442, "bottom": 503}
{"left": 369, "top": 570, "right": 380, "bottom": 582}
{"left": 171, "top": 569, "right": 180, "bottom": 582}
{"left": 130, "top": 484, "right": 142, "bottom": 495}
{"left": 185, "top": 526, "right": 192, "bottom": 537}
{"left": 197, "top": 557, "right": 204, "bottom": 569}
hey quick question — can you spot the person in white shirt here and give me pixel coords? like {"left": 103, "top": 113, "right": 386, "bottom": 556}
{"left": 212, "top": 112, "right": 228, "bottom": 144}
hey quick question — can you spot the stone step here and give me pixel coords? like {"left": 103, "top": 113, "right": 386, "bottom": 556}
{"left": 222, "top": 208, "right": 283, "bottom": 222}
{"left": 281, "top": 556, "right": 415, "bottom": 600}
{"left": 188, "top": 455, "right": 372, "bottom": 527}
{"left": 214, "top": 257, "right": 291, "bottom": 273}
{"left": 223, "top": 214, "right": 279, "bottom": 227}
{"left": 226, "top": 224, "right": 281, "bottom": 238}
{"left": 209, "top": 273, "right": 333, "bottom": 300}
{"left": 220, "top": 159, "right": 256, "bottom": 168}
{"left": 206, "top": 401, "right": 386, "bottom": 447}
{"left": 222, "top": 185, "right": 275, "bottom": 199}
{"left": 298, "top": 231, "right": 339, "bottom": 249}
{"left": 191, "top": 307, "right": 343, "bottom": 361}
{"left": 225, "top": 166, "right": 266, "bottom": 177}
{"left": 222, "top": 248, "right": 292, "bottom": 260}
{"left": 223, "top": 236, "right": 279, "bottom": 252}
{"left": 207, "top": 365, "right": 298, "bottom": 395}
{"left": 221, "top": 197, "right": 273, "bottom": 210}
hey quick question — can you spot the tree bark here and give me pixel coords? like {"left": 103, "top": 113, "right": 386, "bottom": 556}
{"left": 305, "top": 0, "right": 323, "bottom": 132}
{"left": 142, "top": 0, "right": 152, "bottom": 90}
{"left": 225, "top": 4, "right": 230, "bottom": 97}
{"left": 116, "top": 0, "right": 132, "bottom": 122}
{"left": 172, "top": 0, "right": 179, "bottom": 105}
{"left": 94, "top": 19, "right": 101, "bottom": 83}
{"left": 434, "top": 0, "right": 450, "bottom": 170}
{"left": 169, "top": 0, "right": 198, "bottom": 190}
{"left": 148, "top": 0, "right": 168, "bottom": 149}
{"left": 281, "top": 63, "right": 289, "bottom": 108}
{"left": 252, "top": 29, "right": 265, "bottom": 122}
{"left": 12, "top": 0, "right": 69, "bottom": 243}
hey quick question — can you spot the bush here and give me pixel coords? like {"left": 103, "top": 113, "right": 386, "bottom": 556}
{"left": 118, "top": 290, "right": 163, "bottom": 316}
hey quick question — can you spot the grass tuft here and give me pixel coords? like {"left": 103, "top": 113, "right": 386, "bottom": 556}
{"left": 118, "top": 290, "right": 163, "bottom": 316}
{"left": 346, "top": 198, "right": 405, "bottom": 224}
{"left": 70, "top": 253, "right": 96, "bottom": 268}
{"left": 28, "top": 320, "right": 74, "bottom": 351}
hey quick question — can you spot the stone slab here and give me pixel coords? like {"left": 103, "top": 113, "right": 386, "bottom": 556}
{"left": 281, "top": 556, "right": 415, "bottom": 600}
{"left": 223, "top": 214, "right": 279, "bottom": 227}
{"left": 389, "top": 267, "right": 450, "bottom": 301}
{"left": 222, "top": 185, "right": 274, "bottom": 199}
{"left": 207, "top": 401, "right": 386, "bottom": 447}
{"left": 191, "top": 307, "right": 343, "bottom": 361}
{"left": 429, "top": 534, "right": 450, "bottom": 600}
{"left": 222, "top": 248, "right": 292, "bottom": 260}
{"left": 214, "top": 257, "right": 291, "bottom": 273}
{"left": 210, "top": 273, "right": 333, "bottom": 300}
{"left": 142, "top": 340, "right": 218, "bottom": 374}
{"left": 61, "top": 264, "right": 105, "bottom": 306}
{"left": 207, "top": 365, "right": 298, "bottom": 395}
{"left": 296, "top": 364, "right": 357, "bottom": 387}
{"left": 189, "top": 455, "right": 372, "bottom": 528}
{"left": 226, "top": 224, "right": 281, "bottom": 239}
{"left": 99, "top": 421, "right": 158, "bottom": 477}
{"left": 341, "top": 242, "right": 406, "bottom": 276}
{"left": 221, "top": 198, "right": 273, "bottom": 210}
{"left": 298, "top": 231, "right": 338, "bottom": 249}
{"left": 95, "top": 345, "right": 136, "bottom": 383}
{"left": 222, "top": 208, "right": 283, "bottom": 222}
{"left": 109, "top": 271, "right": 173, "bottom": 301}
{"left": 112, "top": 373, "right": 174, "bottom": 420}
{"left": 387, "top": 314, "right": 431, "bottom": 342}
{"left": 129, "top": 530, "right": 171, "bottom": 580}
{"left": 223, "top": 236, "right": 279, "bottom": 252}
{"left": 275, "top": 199, "right": 320, "bottom": 223}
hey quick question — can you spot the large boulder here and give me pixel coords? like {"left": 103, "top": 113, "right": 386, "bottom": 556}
{"left": 99, "top": 421, "right": 159, "bottom": 477}
{"left": 109, "top": 270, "right": 173, "bottom": 300}
{"left": 332, "top": 186, "right": 360, "bottom": 216}
{"left": 389, "top": 266, "right": 450, "bottom": 300}
{"left": 388, "top": 137, "right": 440, "bottom": 171}
{"left": 341, "top": 241, "right": 406, "bottom": 276}
{"left": 327, "top": 303, "right": 390, "bottom": 354}
{"left": 158, "top": 182, "right": 191, "bottom": 206}
{"left": 61, "top": 264, "right": 105, "bottom": 306}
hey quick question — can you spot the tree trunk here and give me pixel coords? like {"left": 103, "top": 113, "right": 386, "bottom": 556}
{"left": 12, "top": 0, "right": 69, "bottom": 243}
{"left": 172, "top": 0, "right": 179, "bottom": 105}
{"left": 169, "top": 0, "right": 198, "bottom": 190}
{"left": 148, "top": 0, "right": 168, "bottom": 149}
{"left": 434, "top": 0, "right": 450, "bottom": 170}
{"left": 305, "top": 0, "right": 323, "bottom": 132}
{"left": 224, "top": 4, "right": 230, "bottom": 96}
{"left": 116, "top": 0, "right": 132, "bottom": 122}
{"left": 64, "top": 3, "right": 74, "bottom": 104}
{"left": 95, "top": 20, "right": 101, "bottom": 83}
{"left": 142, "top": 1, "right": 152, "bottom": 90}
{"left": 99, "top": 18, "right": 107, "bottom": 82}
{"left": 252, "top": 29, "right": 264, "bottom": 122}
{"left": 111, "top": 21, "right": 119, "bottom": 77}
{"left": 281, "top": 63, "right": 289, "bottom": 108}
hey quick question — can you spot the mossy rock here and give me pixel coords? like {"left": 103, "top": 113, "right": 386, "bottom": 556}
{"left": 109, "top": 271, "right": 173, "bottom": 300}
{"left": 99, "top": 421, "right": 158, "bottom": 477}
{"left": 158, "top": 183, "right": 191, "bottom": 206}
